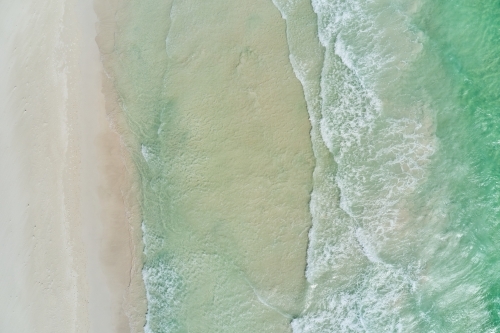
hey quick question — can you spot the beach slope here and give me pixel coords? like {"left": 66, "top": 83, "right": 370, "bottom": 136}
{"left": 0, "top": 0, "right": 145, "bottom": 332}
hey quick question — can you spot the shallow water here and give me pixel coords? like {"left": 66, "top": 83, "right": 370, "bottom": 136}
{"left": 103, "top": 0, "right": 314, "bottom": 332}
{"left": 105, "top": 0, "right": 500, "bottom": 331}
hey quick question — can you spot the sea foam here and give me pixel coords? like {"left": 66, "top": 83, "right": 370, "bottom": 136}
{"left": 272, "top": 0, "right": 438, "bottom": 331}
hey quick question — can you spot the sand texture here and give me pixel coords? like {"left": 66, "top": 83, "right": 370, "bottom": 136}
{"left": 0, "top": 0, "right": 145, "bottom": 332}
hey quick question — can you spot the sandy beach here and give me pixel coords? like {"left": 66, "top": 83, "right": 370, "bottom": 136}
{"left": 4, "top": 0, "right": 498, "bottom": 331}
{"left": 0, "top": 0, "right": 145, "bottom": 332}
{"left": 0, "top": 0, "right": 315, "bottom": 331}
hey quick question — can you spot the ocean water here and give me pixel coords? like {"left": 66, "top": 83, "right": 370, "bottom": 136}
{"left": 105, "top": 0, "right": 500, "bottom": 331}
{"left": 104, "top": 0, "right": 314, "bottom": 332}
{"left": 273, "top": 0, "right": 500, "bottom": 331}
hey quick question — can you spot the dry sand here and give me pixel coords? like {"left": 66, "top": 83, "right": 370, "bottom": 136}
{"left": 0, "top": 0, "right": 145, "bottom": 332}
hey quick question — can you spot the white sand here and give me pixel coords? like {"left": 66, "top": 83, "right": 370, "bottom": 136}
{"left": 0, "top": 0, "right": 145, "bottom": 332}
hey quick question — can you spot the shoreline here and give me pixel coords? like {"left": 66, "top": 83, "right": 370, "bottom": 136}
{"left": 79, "top": 0, "right": 147, "bottom": 330}
{"left": 100, "top": 0, "right": 315, "bottom": 330}
{"left": 0, "top": 0, "right": 315, "bottom": 331}
{"left": 0, "top": 0, "right": 145, "bottom": 331}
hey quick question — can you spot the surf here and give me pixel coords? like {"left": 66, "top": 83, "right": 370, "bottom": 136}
{"left": 274, "top": 0, "right": 500, "bottom": 331}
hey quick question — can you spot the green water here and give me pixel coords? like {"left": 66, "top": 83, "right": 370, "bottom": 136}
{"left": 103, "top": 0, "right": 500, "bottom": 331}
{"left": 274, "top": 0, "right": 500, "bottom": 331}
{"left": 102, "top": 0, "right": 314, "bottom": 332}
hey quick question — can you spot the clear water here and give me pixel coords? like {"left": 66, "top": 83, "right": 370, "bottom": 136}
{"left": 104, "top": 0, "right": 500, "bottom": 331}
{"left": 104, "top": 0, "right": 313, "bottom": 332}
{"left": 274, "top": 0, "right": 500, "bottom": 331}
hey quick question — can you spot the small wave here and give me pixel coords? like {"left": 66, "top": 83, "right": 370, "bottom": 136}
{"left": 275, "top": 0, "right": 441, "bottom": 331}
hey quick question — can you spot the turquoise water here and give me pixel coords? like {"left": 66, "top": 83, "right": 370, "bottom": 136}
{"left": 274, "top": 0, "right": 500, "bottom": 331}
{"left": 104, "top": 0, "right": 500, "bottom": 331}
